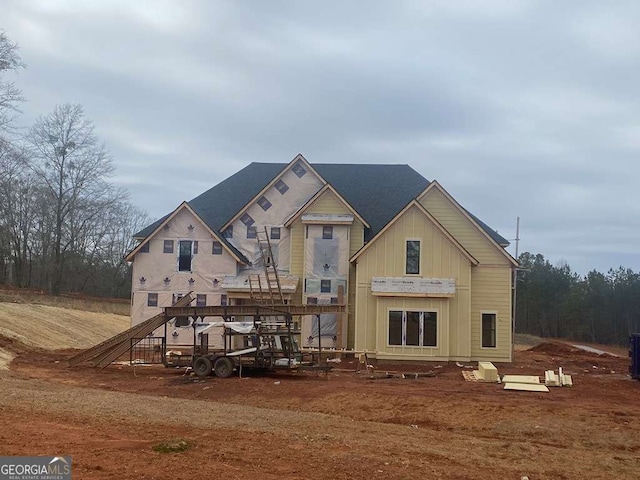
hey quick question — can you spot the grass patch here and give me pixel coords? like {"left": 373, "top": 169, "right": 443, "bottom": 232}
{"left": 152, "top": 439, "right": 192, "bottom": 453}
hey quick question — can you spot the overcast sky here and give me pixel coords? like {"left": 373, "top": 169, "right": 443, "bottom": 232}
{"left": 3, "top": 0, "right": 640, "bottom": 275}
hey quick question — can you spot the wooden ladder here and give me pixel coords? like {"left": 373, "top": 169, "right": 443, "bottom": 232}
{"left": 256, "top": 227, "right": 284, "bottom": 305}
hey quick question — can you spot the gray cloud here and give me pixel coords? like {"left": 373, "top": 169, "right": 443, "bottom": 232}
{"left": 4, "top": 0, "right": 640, "bottom": 275}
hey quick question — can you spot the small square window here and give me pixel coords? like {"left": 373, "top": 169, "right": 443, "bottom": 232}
{"left": 147, "top": 293, "right": 158, "bottom": 307}
{"left": 196, "top": 294, "right": 207, "bottom": 307}
{"left": 307, "top": 297, "right": 318, "bottom": 305}
{"left": 247, "top": 226, "right": 257, "bottom": 239}
{"left": 163, "top": 240, "right": 174, "bottom": 254}
{"left": 257, "top": 196, "right": 272, "bottom": 211}
{"left": 175, "top": 316, "right": 190, "bottom": 327}
{"left": 220, "top": 294, "right": 228, "bottom": 306}
{"left": 212, "top": 241, "right": 223, "bottom": 255}
{"left": 321, "top": 279, "right": 331, "bottom": 293}
{"left": 270, "top": 227, "right": 281, "bottom": 240}
{"left": 223, "top": 227, "right": 233, "bottom": 238}
{"left": 275, "top": 179, "right": 289, "bottom": 194}
{"left": 322, "top": 226, "right": 333, "bottom": 240}
{"left": 139, "top": 242, "right": 149, "bottom": 253}
{"left": 240, "top": 213, "right": 254, "bottom": 227}
{"left": 292, "top": 162, "right": 307, "bottom": 178}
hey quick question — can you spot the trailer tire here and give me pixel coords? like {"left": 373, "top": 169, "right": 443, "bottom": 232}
{"left": 213, "top": 356, "right": 234, "bottom": 378}
{"left": 193, "top": 356, "right": 212, "bottom": 377}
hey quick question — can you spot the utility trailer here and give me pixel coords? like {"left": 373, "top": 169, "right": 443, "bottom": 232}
{"left": 162, "top": 304, "right": 342, "bottom": 378}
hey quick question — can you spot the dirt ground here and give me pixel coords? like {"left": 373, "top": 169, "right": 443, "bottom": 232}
{"left": 0, "top": 339, "right": 637, "bottom": 480}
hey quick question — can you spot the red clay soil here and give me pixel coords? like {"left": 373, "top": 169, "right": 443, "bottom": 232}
{"left": 1, "top": 342, "right": 639, "bottom": 479}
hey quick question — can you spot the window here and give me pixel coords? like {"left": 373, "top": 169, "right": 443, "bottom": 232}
{"left": 257, "top": 196, "right": 272, "bottom": 211}
{"left": 482, "top": 313, "right": 497, "bottom": 348}
{"left": 388, "top": 310, "right": 437, "bottom": 347}
{"left": 212, "top": 241, "right": 223, "bottom": 255}
{"left": 240, "top": 213, "right": 254, "bottom": 227}
{"left": 275, "top": 179, "right": 289, "bottom": 194}
{"left": 178, "top": 240, "right": 193, "bottom": 272}
{"left": 330, "top": 297, "right": 338, "bottom": 305}
{"left": 247, "top": 226, "right": 257, "bottom": 239}
{"left": 406, "top": 240, "right": 420, "bottom": 274}
{"left": 193, "top": 241, "right": 198, "bottom": 254}
{"left": 147, "top": 293, "right": 158, "bottom": 307}
{"left": 175, "top": 317, "right": 190, "bottom": 327}
{"left": 163, "top": 240, "right": 174, "bottom": 254}
{"left": 321, "top": 279, "right": 331, "bottom": 293}
{"left": 223, "top": 227, "right": 233, "bottom": 238}
{"left": 270, "top": 227, "right": 281, "bottom": 240}
{"left": 292, "top": 162, "right": 307, "bottom": 178}
{"left": 139, "top": 242, "right": 149, "bottom": 253}
{"left": 307, "top": 297, "right": 318, "bottom": 305}
{"left": 196, "top": 294, "right": 207, "bottom": 307}
{"left": 322, "top": 226, "right": 333, "bottom": 240}
{"left": 220, "top": 294, "right": 227, "bottom": 306}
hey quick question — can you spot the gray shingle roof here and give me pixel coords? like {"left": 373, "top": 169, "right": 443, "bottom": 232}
{"left": 134, "top": 161, "right": 509, "bottom": 252}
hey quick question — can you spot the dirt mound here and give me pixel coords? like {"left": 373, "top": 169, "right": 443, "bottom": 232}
{"left": 527, "top": 341, "right": 617, "bottom": 358}
{"left": 0, "top": 302, "right": 129, "bottom": 351}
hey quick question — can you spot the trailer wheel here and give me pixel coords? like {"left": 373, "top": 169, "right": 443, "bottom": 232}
{"left": 193, "top": 356, "right": 212, "bottom": 377}
{"left": 213, "top": 356, "right": 234, "bottom": 378}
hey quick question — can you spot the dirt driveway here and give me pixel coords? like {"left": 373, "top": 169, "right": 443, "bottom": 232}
{"left": 1, "top": 342, "right": 639, "bottom": 479}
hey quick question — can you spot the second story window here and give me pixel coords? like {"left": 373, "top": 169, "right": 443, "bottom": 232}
{"left": 247, "top": 226, "right": 257, "bottom": 239}
{"left": 178, "top": 240, "right": 194, "bottom": 272}
{"left": 406, "top": 240, "right": 420, "bottom": 275}
{"left": 163, "top": 240, "right": 174, "bottom": 254}
{"left": 212, "top": 241, "right": 223, "bottom": 255}
{"left": 322, "top": 226, "right": 333, "bottom": 239}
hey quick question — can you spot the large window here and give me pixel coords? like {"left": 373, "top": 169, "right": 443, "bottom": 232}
{"left": 482, "top": 313, "right": 497, "bottom": 348}
{"left": 406, "top": 240, "right": 420, "bottom": 274}
{"left": 388, "top": 310, "right": 437, "bottom": 347}
{"left": 178, "top": 240, "right": 194, "bottom": 272}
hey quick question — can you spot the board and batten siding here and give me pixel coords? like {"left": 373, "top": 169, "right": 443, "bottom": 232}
{"left": 420, "top": 186, "right": 513, "bottom": 361}
{"left": 353, "top": 205, "right": 473, "bottom": 359}
{"left": 470, "top": 266, "right": 512, "bottom": 361}
{"left": 419, "top": 188, "right": 506, "bottom": 265}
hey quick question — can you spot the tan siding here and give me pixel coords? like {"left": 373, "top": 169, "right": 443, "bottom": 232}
{"left": 470, "top": 266, "right": 512, "bottom": 361}
{"left": 420, "top": 188, "right": 507, "bottom": 265}
{"left": 354, "top": 205, "right": 474, "bottom": 359}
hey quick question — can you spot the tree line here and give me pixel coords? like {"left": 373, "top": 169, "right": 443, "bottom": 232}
{"left": 516, "top": 252, "right": 640, "bottom": 345}
{"left": 0, "top": 31, "right": 148, "bottom": 297}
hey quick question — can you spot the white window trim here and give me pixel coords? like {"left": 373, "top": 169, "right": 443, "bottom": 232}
{"left": 386, "top": 308, "right": 439, "bottom": 348}
{"left": 405, "top": 238, "right": 421, "bottom": 276}
{"left": 480, "top": 310, "right": 498, "bottom": 349}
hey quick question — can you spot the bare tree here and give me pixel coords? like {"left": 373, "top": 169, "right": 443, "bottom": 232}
{"left": 0, "top": 31, "right": 25, "bottom": 134}
{"left": 27, "top": 103, "right": 115, "bottom": 294}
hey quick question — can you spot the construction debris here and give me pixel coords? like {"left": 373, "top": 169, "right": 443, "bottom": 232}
{"left": 504, "top": 383, "right": 549, "bottom": 392}
{"left": 501, "top": 375, "right": 540, "bottom": 385}
{"left": 544, "top": 367, "right": 572, "bottom": 387}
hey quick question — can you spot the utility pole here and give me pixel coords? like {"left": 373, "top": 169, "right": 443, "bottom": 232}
{"left": 511, "top": 216, "right": 520, "bottom": 362}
